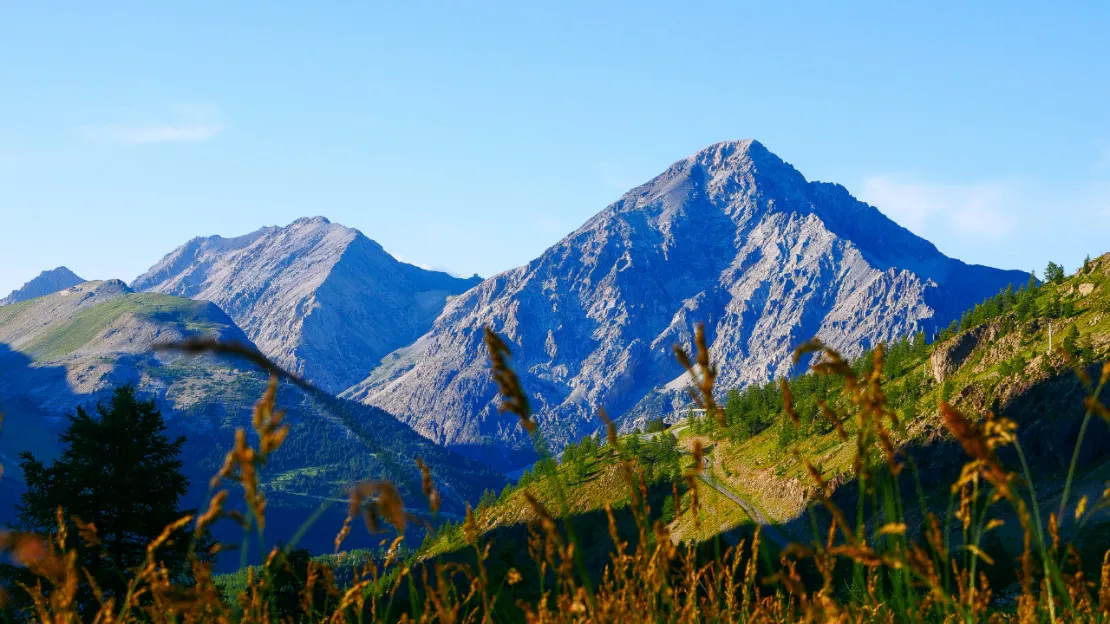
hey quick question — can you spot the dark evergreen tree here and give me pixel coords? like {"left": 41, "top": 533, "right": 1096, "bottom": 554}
{"left": 1043, "top": 295, "right": 1062, "bottom": 318}
{"left": 913, "top": 332, "right": 928, "bottom": 357}
{"left": 902, "top": 396, "right": 918, "bottom": 422}
{"left": 1015, "top": 288, "right": 1033, "bottom": 321}
{"left": 1062, "top": 324, "right": 1081, "bottom": 357}
{"left": 477, "top": 488, "right": 498, "bottom": 511}
{"left": 659, "top": 494, "right": 676, "bottom": 524}
{"left": 1062, "top": 298, "right": 1076, "bottom": 318}
{"left": 269, "top": 547, "right": 332, "bottom": 621}
{"left": 776, "top": 411, "right": 797, "bottom": 450}
{"left": 941, "top": 379, "right": 954, "bottom": 404}
{"left": 5, "top": 386, "right": 207, "bottom": 614}
{"left": 724, "top": 388, "right": 746, "bottom": 439}
{"left": 1079, "top": 330, "right": 1094, "bottom": 359}
{"left": 1002, "top": 284, "right": 1016, "bottom": 312}
{"left": 1045, "top": 262, "right": 1065, "bottom": 284}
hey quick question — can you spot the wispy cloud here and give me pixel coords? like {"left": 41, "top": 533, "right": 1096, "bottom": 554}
{"left": 857, "top": 156, "right": 1110, "bottom": 274}
{"left": 859, "top": 175, "right": 1017, "bottom": 240}
{"left": 79, "top": 104, "right": 224, "bottom": 145}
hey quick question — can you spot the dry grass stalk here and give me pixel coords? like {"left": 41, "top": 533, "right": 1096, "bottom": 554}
{"left": 483, "top": 327, "right": 536, "bottom": 434}
{"left": 10, "top": 328, "right": 1110, "bottom": 622}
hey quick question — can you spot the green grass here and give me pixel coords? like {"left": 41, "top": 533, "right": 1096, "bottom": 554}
{"left": 26, "top": 294, "right": 223, "bottom": 360}
{"left": 214, "top": 549, "right": 380, "bottom": 600}
{"left": 0, "top": 298, "right": 36, "bottom": 326}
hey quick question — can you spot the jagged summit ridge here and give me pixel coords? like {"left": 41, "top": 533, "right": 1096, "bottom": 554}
{"left": 1, "top": 266, "right": 85, "bottom": 306}
{"left": 133, "top": 217, "right": 482, "bottom": 392}
{"left": 343, "top": 140, "right": 1029, "bottom": 469}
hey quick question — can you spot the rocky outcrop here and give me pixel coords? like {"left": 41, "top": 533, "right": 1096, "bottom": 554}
{"left": 344, "top": 140, "right": 1029, "bottom": 467}
{"left": 926, "top": 320, "right": 1018, "bottom": 383}
{"left": 0, "top": 267, "right": 85, "bottom": 306}
{"left": 928, "top": 323, "right": 994, "bottom": 383}
{"left": 132, "top": 217, "right": 482, "bottom": 393}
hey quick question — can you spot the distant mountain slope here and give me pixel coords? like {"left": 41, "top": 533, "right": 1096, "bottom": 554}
{"left": 417, "top": 252, "right": 1110, "bottom": 571}
{"left": 0, "top": 280, "right": 247, "bottom": 401}
{"left": 344, "top": 140, "right": 1029, "bottom": 469}
{"left": 660, "top": 252, "right": 1110, "bottom": 539}
{"left": 0, "top": 280, "right": 507, "bottom": 557}
{"left": 132, "top": 217, "right": 482, "bottom": 393}
{"left": 0, "top": 266, "right": 84, "bottom": 306}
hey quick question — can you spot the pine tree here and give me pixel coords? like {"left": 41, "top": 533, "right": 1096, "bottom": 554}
{"left": 1045, "top": 262, "right": 1065, "bottom": 284}
{"left": 1062, "top": 324, "right": 1081, "bottom": 357}
{"left": 1043, "top": 295, "right": 1062, "bottom": 318}
{"left": 1079, "top": 330, "right": 1094, "bottom": 359}
{"left": 270, "top": 547, "right": 332, "bottom": 620}
{"left": 1062, "top": 298, "right": 1076, "bottom": 318}
{"left": 478, "top": 488, "right": 498, "bottom": 511}
{"left": 660, "top": 494, "right": 676, "bottom": 524}
{"left": 959, "top": 311, "right": 971, "bottom": 332}
{"left": 724, "top": 388, "right": 742, "bottom": 433}
{"left": 1084, "top": 255, "right": 1092, "bottom": 274}
{"left": 902, "top": 397, "right": 918, "bottom": 422}
{"left": 1015, "top": 289, "right": 1032, "bottom": 321}
{"left": 941, "top": 379, "right": 954, "bottom": 404}
{"left": 1002, "top": 284, "right": 1016, "bottom": 313}
{"left": 776, "top": 411, "right": 797, "bottom": 450}
{"left": 6, "top": 386, "right": 207, "bottom": 613}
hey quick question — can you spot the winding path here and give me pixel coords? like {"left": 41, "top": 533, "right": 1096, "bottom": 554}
{"left": 697, "top": 453, "right": 789, "bottom": 548}
{"left": 645, "top": 423, "right": 789, "bottom": 548}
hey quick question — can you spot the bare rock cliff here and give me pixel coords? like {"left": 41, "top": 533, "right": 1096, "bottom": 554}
{"left": 342, "top": 140, "right": 1028, "bottom": 467}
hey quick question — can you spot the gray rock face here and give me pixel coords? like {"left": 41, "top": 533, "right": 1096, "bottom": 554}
{"left": 132, "top": 217, "right": 482, "bottom": 393}
{"left": 928, "top": 321, "right": 1005, "bottom": 383}
{"left": 343, "top": 140, "right": 1028, "bottom": 466}
{"left": 0, "top": 267, "right": 85, "bottom": 306}
{"left": 0, "top": 278, "right": 508, "bottom": 553}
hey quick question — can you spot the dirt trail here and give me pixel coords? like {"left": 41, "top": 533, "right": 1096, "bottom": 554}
{"left": 697, "top": 453, "right": 788, "bottom": 548}
{"left": 659, "top": 423, "right": 790, "bottom": 548}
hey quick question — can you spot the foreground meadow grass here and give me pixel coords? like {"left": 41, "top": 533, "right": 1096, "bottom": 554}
{"left": 3, "top": 324, "right": 1110, "bottom": 622}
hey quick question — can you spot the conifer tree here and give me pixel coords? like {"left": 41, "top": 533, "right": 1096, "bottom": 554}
{"left": 1002, "top": 284, "right": 1016, "bottom": 312}
{"left": 1062, "top": 324, "right": 1081, "bottom": 357}
{"left": 1045, "top": 262, "right": 1065, "bottom": 284}
{"left": 6, "top": 386, "right": 208, "bottom": 614}
{"left": 724, "top": 389, "right": 742, "bottom": 433}
{"left": 270, "top": 546, "right": 332, "bottom": 620}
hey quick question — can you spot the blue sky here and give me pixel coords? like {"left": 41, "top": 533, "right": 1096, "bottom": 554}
{"left": 1, "top": 2, "right": 1108, "bottom": 295}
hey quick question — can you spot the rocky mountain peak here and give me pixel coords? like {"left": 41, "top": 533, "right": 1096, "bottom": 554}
{"left": 1, "top": 266, "right": 86, "bottom": 306}
{"left": 345, "top": 140, "right": 1029, "bottom": 470}
{"left": 133, "top": 217, "right": 481, "bottom": 393}
{"left": 290, "top": 215, "right": 332, "bottom": 226}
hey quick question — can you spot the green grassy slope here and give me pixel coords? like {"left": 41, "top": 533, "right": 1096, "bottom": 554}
{"left": 25, "top": 293, "right": 228, "bottom": 360}
{"left": 415, "top": 253, "right": 1110, "bottom": 568}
